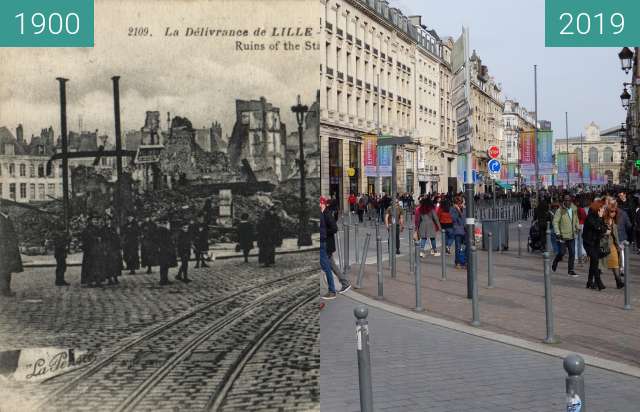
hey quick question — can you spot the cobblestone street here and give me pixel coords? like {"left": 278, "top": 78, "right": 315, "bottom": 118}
{"left": 0, "top": 251, "right": 320, "bottom": 411}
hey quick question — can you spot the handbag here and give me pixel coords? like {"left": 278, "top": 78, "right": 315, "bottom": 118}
{"left": 599, "top": 235, "right": 611, "bottom": 258}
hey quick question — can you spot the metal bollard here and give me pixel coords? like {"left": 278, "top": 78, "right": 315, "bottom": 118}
{"left": 624, "top": 241, "right": 632, "bottom": 310}
{"left": 409, "top": 237, "right": 415, "bottom": 275}
{"left": 543, "top": 251, "right": 558, "bottom": 344}
{"left": 471, "top": 245, "right": 480, "bottom": 326}
{"left": 336, "top": 231, "right": 343, "bottom": 273}
{"left": 355, "top": 221, "right": 360, "bottom": 264}
{"left": 343, "top": 220, "right": 350, "bottom": 274}
{"left": 375, "top": 223, "right": 384, "bottom": 300}
{"left": 414, "top": 243, "right": 424, "bottom": 312}
{"left": 487, "top": 232, "right": 494, "bottom": 288}
{"left": 546, "top": 221, "right": 553, "bottom": 254}
{"left": 564, "top": 354, "right": 586, "bottom": 412}
{"left": 355, "top": 233, "right": 372, "bottom": 289}
{"left": 441, "top": 229, "right": 447, "bottom": 280}
{"left": 518, "top": 223, "right": 522, "bottom": 257}
{"left": 354, "top": 306, "right": 374, "bottom": 412}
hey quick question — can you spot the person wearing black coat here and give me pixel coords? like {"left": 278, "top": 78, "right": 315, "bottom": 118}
{"left": 121, "top": 215, "right": 140, "bottom": 274}
{"left": 80, "top": 216, "right": 108, "bottom": 287}
{"left": 237, "top": 213, "right": 254, "bottom": 263}
{"left": 322, "top": 202, "right": 351, "bottom": 293}
{"left": 175, "top": 223, "right": 193, "bottom": 283}
{"left": 0, "top": 209, "right": 23, "bottom": 297}
{"left": 141, "top": 218, "right": 158, "bottom": 274}
{"left": 257, "top": 207, "right": 282, "bottom": 267}
{"left": 103, "top": 219, "right": 123, "bottom": 285}
{"left": 193, "top": 215, "right": 209, "bottom": 268}
{"left": 582, "top": 200, "right": 607, "bottom": 290}
{"left": 51, "top": 222, "right": 70, "bottom": 287}
{"left": 156, "top": 217, "right": 177, "bottom": 286}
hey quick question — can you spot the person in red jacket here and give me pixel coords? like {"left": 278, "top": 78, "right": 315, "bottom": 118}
{"left": 348, "top": 192, "right": 357, "bottom": 214}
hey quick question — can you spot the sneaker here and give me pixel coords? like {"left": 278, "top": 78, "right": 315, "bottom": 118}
{"left": 338, "top": 284, "right": 352, "bottom": 294}
{"left": 419, "top": 252, "right": 425, "bottom": 258}
{"left": 446, "top": 247, "right": 452, "bottom": 255}
{"left": 568, "top": 271, "right": 579, "bottom": 278}
{"left": 552, "top": 260, "right": 558, "bottom": 272}
{"left": 433, "top": 251, "right": 441, "bottom": 257}
{"left": 322, "top": 292, "right": 337, "bottom": 300}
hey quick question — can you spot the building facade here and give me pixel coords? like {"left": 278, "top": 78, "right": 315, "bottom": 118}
{"left": 502, "top": 99, "right": 535, "bottom": 190}
{"left": 0, "top": 126, "right": 63, "bottom": 203}
{"left": 553, "top": 122, "right": 624, "bottom": 187}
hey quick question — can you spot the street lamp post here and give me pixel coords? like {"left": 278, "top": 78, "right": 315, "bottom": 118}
{"left": 291, "top": 95, "right": 312, "bottom": 247}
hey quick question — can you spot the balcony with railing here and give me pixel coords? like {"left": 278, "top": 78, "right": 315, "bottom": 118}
{"left": 346, "top": 33, "right": 353, "bottom": 43}
{"left": 347, "top": 75, "right": 354, "bottom": 84}
{"left": 336, "top": 28, "right": 343, "bottom": 38}
{"left": 325, "top": 22, "right": 333, "bottom": 32}
{"left": 365, "top": 83, "right": 371, "bottom": 91}
{"left": 337, "top": 71, "right": 344, "bottom": 81}
{"left": 356, "top": 79, "right": 363, "bottom": 88}
{"left": 326, "top": 67, "right": 334, "bottom": 77}
{"left": 356, "top": 38, "right": 362, "bottom": 48}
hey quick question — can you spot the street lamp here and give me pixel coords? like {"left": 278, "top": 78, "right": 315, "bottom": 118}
{"left": 621, "top": 87, "right": 631, "bottom": 110}
{"left": 619, "top": 47, "right": 634, "bottom": 74}
{"left": 291, "top": 95, "right": 312, "bottom": 247}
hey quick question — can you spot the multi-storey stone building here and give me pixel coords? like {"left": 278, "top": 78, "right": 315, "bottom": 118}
{"left": 502, "top": 99, "right": 535, "bottom": 190}
{"left": 321, "top": 0, "right": 459, "bottom": 209}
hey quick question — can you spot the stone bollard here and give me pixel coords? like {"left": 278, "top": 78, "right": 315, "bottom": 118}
{"left": 471, "top": 245, "right": 480, "bottom": 326}
{"left": 564, "top": 354, "right": 586, "bottom": 412}
{"left": 414, "top": 243, "right": 424, "bottom": 312}
{"left": 354, "top": 306, "right": 374, "bottom": 412}
{"left": 355, "top": 233, "right": 372, "bottom": 289}
{"left": 624, "top": 241, "right": 632, "bottom": 310}
{"left": 343, "top": 220, "right": 350, "bottom": 274}
{"left": 543, "top": 251, "right": 558, "bottom": 344}
{"left": 487, "top": 232, "right": 494, "bottom": 288}
{"left": 518, "top": 223, "right": 522, "bottom": 257}
{"left": 375, "top": 223, "right": 384, "bottom": 300}
{"left": 441, "top": 229, "right": 447, "bottom": 280}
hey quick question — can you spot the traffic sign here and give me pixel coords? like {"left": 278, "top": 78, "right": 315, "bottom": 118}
{"left": 457, "top": 120, "right": 471, "bottom": 139}
{"left": 488, "top": 159, "right": 501, "bottom": 174}
{"left": 455, "top": 103, "right": 470, "bottom": 121}
{"left": 488, "top": 146, "right": 500, "bottom": 159}
{"left": 457, "top": 139, "right": 471, "bottom": 155}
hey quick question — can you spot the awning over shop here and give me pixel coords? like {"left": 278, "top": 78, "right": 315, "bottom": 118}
{"left": 496, "top": 180, "right": 513, "bottom": 190}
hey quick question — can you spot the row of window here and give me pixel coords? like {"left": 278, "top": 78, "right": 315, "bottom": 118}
{"left": 0, "top": 182, "right": 57, "bottom": 201}
{"left": 0, "top": 162, "right": 61, "bottom": 178}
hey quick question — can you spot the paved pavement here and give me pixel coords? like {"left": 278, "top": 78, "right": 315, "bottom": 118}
{"left": 336, "top": 217, "right": 640, "bottom": 368}
{"left": 320, "top": 295, "right": 640, "bottom": 412}
{"left": 0, "top": 251, "right": 319, "bottom": 411}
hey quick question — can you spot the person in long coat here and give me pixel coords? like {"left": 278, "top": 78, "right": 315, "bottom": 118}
{"left": 80, "top": 216, "right": 107, "bottom": 287}
{"left": 175, "top": 223, "right": 193, "bottom": 282}
{"left": 193, "top": 215, "right": 209, "bottom": 268}
{"left": 237, "top": 213, "right": 254, "bottom": 263}
{"left": 141, "top": 217, "right": 158, "bottom": 274}
{"left": 156, "top": 217, "right": 177, "bottom": 286}
{"left": 103, "top": 219, "right": 123, "bottom": 285}
{"left": 257, "top": 207, "right": 282, "bottom": 267}
{"left": 51, "top": 221, "right": 70, "bottom": 287}
{"left": 121, "top": 215, "right": 140, "bottom": 274}
{"left": 0, "top": 208, "right": 23, "bottom": 297}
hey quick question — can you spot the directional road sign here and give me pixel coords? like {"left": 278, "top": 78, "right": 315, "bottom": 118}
{"left": 488, "top": 159, "right": 501, "bottom": 174}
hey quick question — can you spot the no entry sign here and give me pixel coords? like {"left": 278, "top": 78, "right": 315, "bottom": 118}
{"left": 488, "top": 146, "right": 500, "bottom": 159}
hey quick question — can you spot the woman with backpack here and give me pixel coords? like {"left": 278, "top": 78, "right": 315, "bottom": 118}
{"left": 437, "top": 199, "right": 454, "bottom": 255}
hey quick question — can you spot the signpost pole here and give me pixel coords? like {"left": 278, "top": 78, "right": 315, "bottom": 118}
{"left": 464, "top": 27, "right": 475, "bottom": 300}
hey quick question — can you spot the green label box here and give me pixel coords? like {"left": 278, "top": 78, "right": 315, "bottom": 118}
{"left": 0, "top": 0, "right": 93, "bottom": 47}
{"left": 546, "top": 0, "right": 640, "bottom": 47}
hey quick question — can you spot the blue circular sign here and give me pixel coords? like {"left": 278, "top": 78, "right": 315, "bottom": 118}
{"left": 488, "top": 159, "right": 501, "bottom": 173}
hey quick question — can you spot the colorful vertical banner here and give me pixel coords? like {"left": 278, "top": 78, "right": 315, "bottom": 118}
{"left": 377, "top": 145, "right": 392, "bottom": 177}
{"left": 519, "top": 130, "right": 536, "bottom": 182}
{"left": 556, "top": 152, "right": 567, "bottom": 187}
{"left": 590, "top": 167, "right": 597, "bottom": 184}
{"left": 582, "top": 164, "right": 591, "bottom": 184}
{"left": 537, "top": 130, "right": 553, "bottom": 175}
{"left": 363, "top": 134, "right": 378, "bottom": 177}
{"left": 568, "top": 153, "right": 580, "bottom": 183}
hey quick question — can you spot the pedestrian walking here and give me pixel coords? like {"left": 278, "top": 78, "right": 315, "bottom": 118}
{"left": 357, "top": 194, "right": 366, "bottom": 223}
{"left": 122, "top": 214, "right": 140, "bottom": 274}
{"left": 320, "top": 197, "right": 337, "bottom": 300}
{"left": 50, "top": 220, "right": 70, "bottom": 287}
{"left": 257, "top": 206, "right": 282, "bottom": 267}
{"left": 156, "top": 216, "right": 177, "bottom": 286}
{"left": 141, "top": 217, "right": 158, "bottom": 274}
{"left": 103, "top": 218, "right": 122, "bottom": 285}
{"left": 385, "top": 199, "right": 405, "bottom": 255}
{"left": 0, "top": 207, "right": 22, "bottom": 297}
{"left": 80, "top": 215, "right": 107, "bottom": 287}
{"left": 175, "top": 223, "right": 192, "bottom": 283}
{"left": 583, "top": 200, "right": 607, "bottom": 291}
{"left": 552, "top": 195, "right": 579, "bottom": 277}
{"left": 616, "top": 203, "right": 632, "bottom": 277}
{"left": 521, "top": 194, "right": 531, "bottom": 220}
{"left": 237, "top": 213, "right": 254, "bottom": 263}
{"left": 193, "top": 214, "right": 209, "bottom": 268}
{"left": 603, "top": 206, "right": 624, "bottom": 289}
{"left": 348, "top": 192, "right": 357, "bottom": 214}
{"left": 450, "top": 196, "right": 466, "bottom": 269}
{"left": 321, "top": 196, "right": 351, "bottom": 294}
{"left": 437, "top": 199, "right": 454, "bottom": 255}
{"left": 415, "top": 198, "right": 441, "bottom": 257}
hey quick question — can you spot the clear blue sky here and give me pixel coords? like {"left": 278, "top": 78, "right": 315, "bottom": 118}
{"left": 398, "top": 0, "right": 629, "bottom": 138}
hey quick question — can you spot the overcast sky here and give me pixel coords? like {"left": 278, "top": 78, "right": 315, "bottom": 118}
{"left": 398, "top": 0, "right": 629, "bottom": 138}
{"left": 0, "top": 0, "right": 317, "bottom": 142}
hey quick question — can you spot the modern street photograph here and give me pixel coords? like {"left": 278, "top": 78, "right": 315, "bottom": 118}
{"left": 319, "top": 0, "right": 640, "bottom": 411}
{"left": 0, "top": 0, "right": 321, "bottom": 411}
